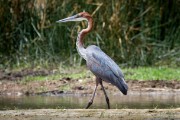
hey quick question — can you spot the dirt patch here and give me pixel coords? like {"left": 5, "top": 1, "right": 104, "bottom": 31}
{"left": 0, "top": 69, "right": 180, "bottom": 96}
{"left": 0, "top": 69, "right": 50, "bottom": 81}
{"left": 128, "top": 80, "right": 180, "bottom": 90}
{"left": 0, "top": 109, "right": 179, "bottom": 120}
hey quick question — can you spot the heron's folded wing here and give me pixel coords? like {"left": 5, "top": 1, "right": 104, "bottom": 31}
{"left": 91, "top": 48, "right": 124, "bottom": 79}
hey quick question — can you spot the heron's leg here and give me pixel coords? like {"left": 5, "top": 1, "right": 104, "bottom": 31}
{"left": 99, "top": 80, "right": 110, "bottom": 109}
{"left": 85, "top": 77, "right": 99, "bottom": 109}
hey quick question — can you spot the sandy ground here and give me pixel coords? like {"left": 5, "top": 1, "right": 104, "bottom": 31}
{"left": 0, "top": 109, "right": 180, "bottom": 120}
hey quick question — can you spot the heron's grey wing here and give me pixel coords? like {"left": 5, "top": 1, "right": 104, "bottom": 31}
{"left": 87, "top": 46, "right": 123, "bottom": 78}
{"left": 86, "top": 46, "right": 128, "bottom": 94}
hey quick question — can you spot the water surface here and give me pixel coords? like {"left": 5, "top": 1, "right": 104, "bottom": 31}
{"left": 0, "top": 91, "right": 179, "bottom": 110}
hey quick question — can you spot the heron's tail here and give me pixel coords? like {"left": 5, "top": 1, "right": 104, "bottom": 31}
{"left": 116, "top": 78, "right": 128, "bottom": 95}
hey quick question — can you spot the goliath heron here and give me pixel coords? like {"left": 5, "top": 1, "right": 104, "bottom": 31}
{"left": 57, "top": 12, "right": 128, "bottom": 109}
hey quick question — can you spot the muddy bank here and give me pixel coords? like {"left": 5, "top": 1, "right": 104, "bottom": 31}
{"left": 0, "top": 109, "right": 179, "bottom": 120}
{"left": 0, "top": 69, "right": 180, "bottom": 96}
{"left": 1, "top": 78, "right": 180, "bottom": 96}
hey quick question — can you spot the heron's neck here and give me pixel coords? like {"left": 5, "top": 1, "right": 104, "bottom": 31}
{"left": 76, "top": 18, "right": 93, "bottom": 60}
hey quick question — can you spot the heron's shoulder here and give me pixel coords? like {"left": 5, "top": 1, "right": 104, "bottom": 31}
{"left": 86, "top": 45, "right": 102, "bottom": 52}
{"left": 86, "top": 45, "right": 105, "bottom": 58}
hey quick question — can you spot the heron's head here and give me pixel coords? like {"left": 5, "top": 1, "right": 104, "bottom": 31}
{"left": 56, "top": 12, "right": 92, "bottom": 23}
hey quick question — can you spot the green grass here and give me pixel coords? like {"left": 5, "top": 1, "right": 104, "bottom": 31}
{"left": 124, "top": 67, "right": 180, "bottom": 81}
{"left": 21, "top": 68, "right": 88, "bottom": 83}
{"left": 20, "top": 66, "right": 180, "bottom": 83}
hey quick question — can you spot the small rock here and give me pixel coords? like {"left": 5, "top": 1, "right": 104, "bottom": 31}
{"left": 175, "top": 84, "right": 180, "bottom": 89}
{"left": 74, "top": 86, "right": 84, "bottom": 90}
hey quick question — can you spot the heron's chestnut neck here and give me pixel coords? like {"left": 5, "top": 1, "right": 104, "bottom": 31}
{"left": 76, "top": 16, "right": 93, "bottom": 60}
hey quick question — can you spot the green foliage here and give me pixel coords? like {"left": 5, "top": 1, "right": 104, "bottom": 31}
{"left": 21, "top": 70, "right": 87, "bottom": 83}
{"left": 124, "top": 67, "right": 180, "bottom": 80}
{"left": 19, "top": 67, "right": 180, "bottom": 82}
{"left": 0, "top": 0, "right": 180, "bottom": 68}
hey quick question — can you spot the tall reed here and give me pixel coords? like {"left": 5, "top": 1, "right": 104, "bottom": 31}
{"left": 0, "top": 0, "right": 179, "bottom": 68}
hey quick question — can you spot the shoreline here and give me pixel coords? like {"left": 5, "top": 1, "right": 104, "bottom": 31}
{"left": 0, "top": 109, "right": 179, "bottom": 120}
{"left": 0, "top": 79, "right": 180, "bottom": 96}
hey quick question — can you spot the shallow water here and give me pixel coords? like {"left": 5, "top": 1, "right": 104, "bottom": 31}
{"left": 0, "top": 91, "right": 180, "bottom": 110}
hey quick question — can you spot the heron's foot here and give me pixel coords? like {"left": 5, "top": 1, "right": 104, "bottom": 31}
{"left": 85, "top": 100, "right": 93, "bottom": 109}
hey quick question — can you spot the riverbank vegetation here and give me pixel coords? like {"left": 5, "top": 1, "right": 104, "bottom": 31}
{"left": 0, "top": 0, "right": 180, "bottom": 69}
{"left": 2, "top": 66, "right": 180, "bottom": 82}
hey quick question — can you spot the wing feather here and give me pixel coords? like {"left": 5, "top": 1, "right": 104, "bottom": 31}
{"left": 87, "top": 45, "right": 124, "bottom": 78}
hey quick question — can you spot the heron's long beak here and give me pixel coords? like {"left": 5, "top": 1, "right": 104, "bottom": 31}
{"left": 56, "top": 14, "right": 87, "bottom": 23}
{"left": 56, "top": 14, "right": 79, "bottom": 23}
